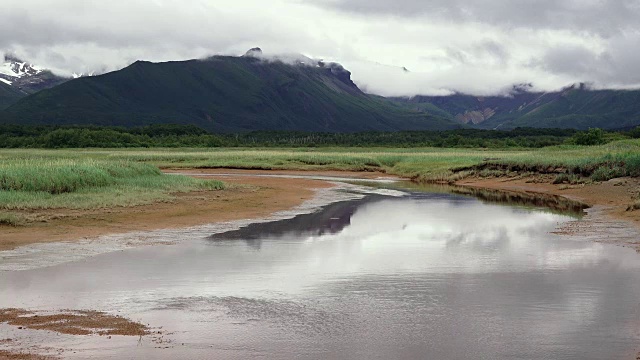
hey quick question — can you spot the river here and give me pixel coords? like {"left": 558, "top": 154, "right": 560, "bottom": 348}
{"left": 1, "top": 183, "right": 640, "bottom": 359}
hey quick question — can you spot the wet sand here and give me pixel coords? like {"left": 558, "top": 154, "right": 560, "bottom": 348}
{"left": 457, "top": 175, "right": 640, "bottom": 249}
{"left": 0, "top": 309, "right": 153, "bottom": 360}
{"left": 0, "top": 309, "right": 147, "bottom": 336}
{"left": 0, "top": 349, "right": 52, "bottom": 360}
{"left": 0, "top": 171, "right": 362, "bottom": 252}
{"left": 0, "top": 169, "right": 637, "bottom": 252}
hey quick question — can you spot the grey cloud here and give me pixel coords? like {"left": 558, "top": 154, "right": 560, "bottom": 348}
{"left": 533, "top": 32, "right": 640, "bottom": 87}
{"left": 440, "top": 40, "right": 509, "bottom": 66}
{"left": 475, "top": 40, "right": 509, "bottom": 65}
{"left": 1, "top": 0, "right": 640, "bottom": 96}
{"left": 539, "top": 45, "right": 604, "bottom": 77}
{"left": 313, "top": 0, "right": 640, "bottom": 36}
{"left": 0, "top": 0, "right": 324, "bottom": 75}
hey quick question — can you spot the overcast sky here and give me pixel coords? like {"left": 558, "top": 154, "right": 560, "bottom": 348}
{"left": 2, "top": 0, "right": 639, "bottom": 96}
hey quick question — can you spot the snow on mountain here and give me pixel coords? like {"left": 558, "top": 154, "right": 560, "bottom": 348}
{"left": 72, "top": 71, "right": 96, "bottom": 79}
{"left": 0, "top": 55, "right": 43, "bottom": 80}
{"left": 0, "top": 54, "right": 71, "bottom": 94}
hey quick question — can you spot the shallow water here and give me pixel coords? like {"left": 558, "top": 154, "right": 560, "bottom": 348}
{"left": 2, "top": 190, "right": 640, "bottom": 359}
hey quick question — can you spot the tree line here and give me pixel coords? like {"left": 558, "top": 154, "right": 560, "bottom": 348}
{"left": 0, "top": 124, "right": 637, "bottom": 148}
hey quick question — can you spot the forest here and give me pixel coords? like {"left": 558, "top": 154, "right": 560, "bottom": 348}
{"left": 1, "top": 124, "right": 637, "bottom": 149}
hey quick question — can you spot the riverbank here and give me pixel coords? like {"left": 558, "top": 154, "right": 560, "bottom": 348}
{"left": 457, "top": 175, "right": 640, "bottom": 249}
{"left": 2, "top": 168, "right": 638, "bottom": 254}
{"left": 0, "top": 170, "right": 390, "bottom": 252}
{"left": 2, "top": 171, "right": 639, "bottom": 359}
{"left": 1, "top": 168, "right": 640, "bottom": 359}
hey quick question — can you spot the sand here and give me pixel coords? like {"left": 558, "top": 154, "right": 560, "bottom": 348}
{"left": 0, "top": 309, "right": 148, "bottom": 337}
{"left": 457, "top": 175, "right": 639, "bottom": 225}
{"left": 0, "top": 171, "right": 346, "bottom": 252}
{"left": 456, "top": 175, "right": 640, "bottom": 249}
{"left": 0, "top": 169, "right": 637, "bottom": 252}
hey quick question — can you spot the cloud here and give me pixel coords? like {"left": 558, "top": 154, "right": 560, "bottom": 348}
{"left": 528, "top": 31, "right": 640, "bottom": 88}
{"left": 1, "top": 0, "right": 640, "bottom": 96}
{"left": 312, "top": 0, "right": 640, "bottom": 37}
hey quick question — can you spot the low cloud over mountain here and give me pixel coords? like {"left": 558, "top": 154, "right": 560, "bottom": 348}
{"left": 2, "top": 0, "right": 640, "bottom": 96}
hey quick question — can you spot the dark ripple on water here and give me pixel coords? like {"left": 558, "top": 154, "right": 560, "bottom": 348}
{"left": 154, "top": 296, "right": 352, "bottom": 336}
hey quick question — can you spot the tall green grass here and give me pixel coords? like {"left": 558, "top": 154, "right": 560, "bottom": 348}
{"left": 0, "top": 160, "right": 160, "bottom": 194}
{"left": 0, "top": 137, "right": 637, "bottom": 213}
{"left": 0, "top": 212, "right": 22, "bottom": 226}
{"left": 0, "top": 159, "right": 224, "bottom": 211}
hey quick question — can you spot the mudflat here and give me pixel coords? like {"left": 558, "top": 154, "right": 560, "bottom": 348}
{"left": 0, "top": 169, "right": 638, "bottom": 253}
{"left": 458, "top": 175, "right": 639, "bottom": 224}
{"left": 0, "top": 170, "right": 388, "bottom": 252}
{"left": 457, "top": 175, "right": 640, "bottom": 249}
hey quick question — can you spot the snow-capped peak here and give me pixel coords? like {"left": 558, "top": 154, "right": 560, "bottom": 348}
{"left": 0, "top": 55, "right": 43, "bottom": 79}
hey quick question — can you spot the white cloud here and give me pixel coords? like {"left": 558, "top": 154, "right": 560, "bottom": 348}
{"left": 1, "top": 0, "right": 639, "bottom": 96}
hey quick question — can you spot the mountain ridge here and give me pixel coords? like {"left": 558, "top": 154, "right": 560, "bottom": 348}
{"left": 0, "top": 54, "right": 458, "bottom": 132}
{"left": 392, "top": 83, "right": 640, "bottom": 130}
{"left": 1, "top": 50, "right": 640, "bottom": 131}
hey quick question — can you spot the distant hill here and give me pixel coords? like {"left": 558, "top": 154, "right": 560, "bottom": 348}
{"left": 0, "top": 52, "right": 457, "bottom": 132}
{"left": 393, "top": 84, "right": 640, "bottom": 130}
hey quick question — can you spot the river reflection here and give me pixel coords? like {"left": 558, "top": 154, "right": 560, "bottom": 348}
{"left": 2, "top": 192, "right": 640, "bottom": 359}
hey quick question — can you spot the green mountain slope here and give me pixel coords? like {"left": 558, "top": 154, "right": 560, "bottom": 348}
{"left": 501, "top": 87, "right": 640, "bottom": 129}
{"left": 1, "top": 56, "right": 457, "bottom": 132}
{"left": 393, "top": 85, "right": 640, "bottom": 130}
{"left": 0, "top": 81, "right": 25, "bottom": 110}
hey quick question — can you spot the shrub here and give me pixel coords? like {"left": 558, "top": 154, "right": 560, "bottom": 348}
{"left": 0, "top": 212, "right": 22, "bottom": 226}
{"left": 573, "top": 128, "right": 606, "bottom": 146}
{"left": 591, "top": 166, "right": 626, "bottom": 182}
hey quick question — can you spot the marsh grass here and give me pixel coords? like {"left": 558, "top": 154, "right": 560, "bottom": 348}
{"left": 0, "top": 159, "right": 224, "bottom": 210}
{"left": 0, "top": 138, "right": 637, "bottom": 211}
{"left": 0, "top": 212, "right": 23, "bottom": 226}
{"left": 0, "top": 160, "right": 160, "bottom": 194}
{"left": 553, "top": 173, "right": 585, "bottom": 185}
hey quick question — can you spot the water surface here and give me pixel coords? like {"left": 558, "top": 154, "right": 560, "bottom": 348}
{"left": 2, "top": 190, "right": 640, "bottom": 359}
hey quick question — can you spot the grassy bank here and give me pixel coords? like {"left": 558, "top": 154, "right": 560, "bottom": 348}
{"left": 0, "top": 158, "right": 224, "bottom": 225}
{"left": 1, "top": 139, "right": 638, "bottom": 221}
{"left": 2, "top": 140, "right": 639, "bottom": 181}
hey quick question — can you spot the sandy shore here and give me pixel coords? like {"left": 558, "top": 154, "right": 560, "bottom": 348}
{"left": 456, "top": 175, "right": 640, "bottom": 249}
{"left": 0, "top": 170, "right": 390, "bottom": 252}
{"left": 0, "top": 169, "right": 637, "bottom": 253}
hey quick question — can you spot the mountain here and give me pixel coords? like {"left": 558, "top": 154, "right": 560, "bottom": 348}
{"left": 0, "top": 53, "right": 457, "bottom": 132}
{"left": 393, "top": 84, "right": 640, "bottom": 130}
{"left": 0, "top": 55, "right": 70, "bottom": 109}
{"left": 0, "top": 81, "right": 24, "bottom": 109}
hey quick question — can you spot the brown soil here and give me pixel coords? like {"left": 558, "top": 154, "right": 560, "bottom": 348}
{"left": 0, "top": 170, "right": 355, "bottom": 252}
{"left": 0, "top": 350, "right": 54, "bottom": 360}
{"left": 0, "top": 309, "right": 148, "bottom": 337}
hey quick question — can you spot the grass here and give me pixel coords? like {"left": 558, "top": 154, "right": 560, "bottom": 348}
{"left": 553, "top": 173, "right": 586, "bottom": 185}
{"left": 0, "top": 159, "right": 224, "bottom": 211}
{"left": 0, "top": 211, "right": 22, "bottom": 226}
{"left": 93, "top": 139, "right": 640, "bottom": 182}
{"left": 0, "top": 138, "right": 638, "bottom": 212}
